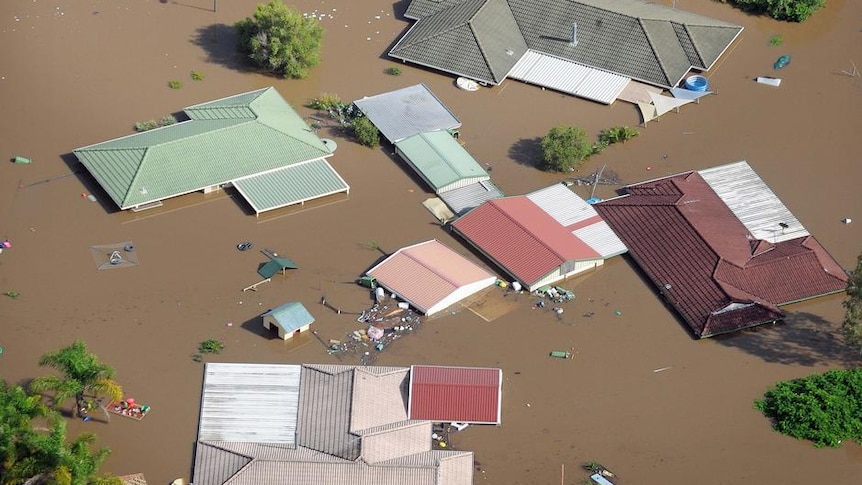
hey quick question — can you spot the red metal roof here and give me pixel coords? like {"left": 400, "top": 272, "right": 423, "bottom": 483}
{"left": 595, "top": 172, "right": 848, "bottom": 338}
{"left": 409, "top": 365, "right": 501, "bottom": 424}
{"left": 451, "top": 196, "right": 600, "bottom": 285}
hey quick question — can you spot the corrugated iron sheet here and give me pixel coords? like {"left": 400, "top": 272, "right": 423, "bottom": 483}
{"left": 232, "top": 159, "right": 349, "bottom": 214}
{"left": 353, "top": 84, "right": 461, "bottom": 144}
{"left": 438, "top": 180, "right": 504, "bottom": 215}
{"left": 508, "top": 50, "right": 630, "bottom": 104}
{"left": 409, "top": 365, "right": 502, "bottom": 424}
{"left": 198, "top": 363, "right": 301, "bottom": 444}
{"left": 698, "top": 161, "right": 808, "bottom": 243}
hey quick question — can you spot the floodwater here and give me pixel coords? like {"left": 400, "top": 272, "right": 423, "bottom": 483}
{"left": 1, "top": 0, "right": 860, "bottom": 484}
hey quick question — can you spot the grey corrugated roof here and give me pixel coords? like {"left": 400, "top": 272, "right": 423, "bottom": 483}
{"left": 233, "top": 159, "right": 350, "bottom": 214}
{"left": 392, "top": 0, "right": 743, "bottom": 89}
{"left": 192, "top": 442, "right": 252, "bottom": 485}
{"left": 297, "top": 365, "right": 360, "bottom": 460}
{"left": 197, "top": 363, "right": 301, "bottom": 444}
{"left": 438, "top": 179, "right": 503, "bottom": 215}
{"left": 353, "top": 84, "right": 461, "bottom": 144}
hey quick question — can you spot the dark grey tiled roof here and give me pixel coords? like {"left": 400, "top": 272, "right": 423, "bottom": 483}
{"left": 392, "top": 0, "right": 742, "bottom": 88}
{"left": 390, "top": 0, "right": 528, "bottom": 85}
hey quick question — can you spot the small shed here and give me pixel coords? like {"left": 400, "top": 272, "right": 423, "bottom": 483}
{"left": 262, "top": 302, "right": 314, "bottom": 340}
{"left": 258, "top": 256, "right": 298, "bottom": 279}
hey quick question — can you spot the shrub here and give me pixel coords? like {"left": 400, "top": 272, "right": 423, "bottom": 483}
{"left": 352, "top": 116, "right": 380, "bottom": 148}
{"left": 159, "top": 115, "right": 178, "bottom": 127}
{"left": 168, "top": 80, "right": 182, "bottom": 89}
{"left": 190, "top": 70, "right": 204, "bottom": 81}
{"left": 539, "top": 125, "right": 593, "bottom": 172}
{"left": 598, "top": 126, "right": 639, "bottom": 145}
{"left": 754, "top": 368, "right": 862, "bottom": 447}
{"left": 309, "top": 93, "right": 344, "bottom": 111}
{"left": 133, "top": 120, "right": 159, "bottom": 132}
{"left": 720, "top": 0, "right": 826, "bottom": 22}
{"left": 235, "top": 0, "right": 323, "bottom": 79}
{"left": 769, "top": 34, "right": 784, "bottom": 46}
{"left": 384, "top": 66, "right": 402, "bottom": 76}
{"left": 198, "top": 340, "right": 225, "bottom": 354}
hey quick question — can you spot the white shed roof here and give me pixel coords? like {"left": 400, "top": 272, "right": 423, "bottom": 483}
{"left": 198, "top": 363, "right": 301, "bottom": 444}
{"left": 698, "top": 161, "right": 808, "bottom": 243}
{"left": 507, "top": 50, "right": 630, "bottom": 104}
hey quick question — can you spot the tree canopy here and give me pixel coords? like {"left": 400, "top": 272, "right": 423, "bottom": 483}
{"left": 29, "top": 340, "right": 122, "bottom": 412}
{"left": 539, "top": 125, "right": 593, "bottom": 172}
{"left": 843, "top": 252, "right": 862, "bottom": 354}
{"left": 754, "top": 369, "right": 862, "bottom": 447}
{"left": 235, "top": 0, "right": 324, "bottom": 79}
{"left": 720, "top": 0, "right": 826, "bottom": 22}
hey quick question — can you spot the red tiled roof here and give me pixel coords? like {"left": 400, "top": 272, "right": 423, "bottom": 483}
{"left": 595, "top": 172, "right": 848, "bottom": 338}
{"left": 451, "top": 197, "right": 599, "bottom": 285}
{"left": 409, "top": 365, "right": 502, "bottom": 424}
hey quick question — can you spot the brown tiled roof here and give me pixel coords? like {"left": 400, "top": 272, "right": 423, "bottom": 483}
{"left": 119, "top": 474, "right": 148, "bottom": 485}
{"left": 595, "top": 172, "right": 848, "bottom": 338}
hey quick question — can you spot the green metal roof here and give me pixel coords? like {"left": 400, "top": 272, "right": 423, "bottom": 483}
{"left": 74, "top": 87, "right": 332, "bottom": 210}
{"left": 394, "top": 131, "right": 488, "bottom": 192}
{"left": 259, "top": 257, "right": 299, "bottom": 279}
{"left": 233, "top": 160, "right": 349, "bottom": 214}
{"left": 263, "top": 302, "right": 314, "bottom": 333}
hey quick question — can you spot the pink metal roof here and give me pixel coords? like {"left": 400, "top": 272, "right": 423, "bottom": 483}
{"left": 367, "top": 240, "right": 494, "bottom": 313}
{"left": 451, "top": 197, "right": 600, "bottom": 285}
{"left": 409, "top": 365, "right": 502, "bottom": 424}
{"left": 595, "top": 172, "right": 848, "bottom": 338}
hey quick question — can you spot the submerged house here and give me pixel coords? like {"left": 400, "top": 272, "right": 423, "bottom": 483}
{"left": 261, "top": 302, "right": 314, "bottom": 340}
{"left": 366, "top": 239, "right": 497, "bottom": 316}
{"left": 74, "top": 87, "right": 349, "bottom": 215}
{"left": 593, "top": 161, "right": 849, "bottom": 338}
{"left": 389, "top": 0, "right": 743, "bottom": 104}
{"left": 192, "top": 363, "right": 498, "bottom": 485}
{"left": 451, "top": 184, "right": 627, "bottom": 291}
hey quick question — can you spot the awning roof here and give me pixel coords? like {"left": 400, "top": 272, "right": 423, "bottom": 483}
{"left": 507, "top": 51, "right": 630, "bottom": 104}
{"left": 232, "top": 159, "right": 349, "bottom": 215}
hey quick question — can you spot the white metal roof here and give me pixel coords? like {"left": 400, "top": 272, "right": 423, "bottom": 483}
{"left": 353, "top": 84, "right": 461, "bottom": 144}
{"left": 698, "top": 161, "right": 808, "bottom": 243}
{"left": 438, "top": 179, "right": 504, "bottom": 215}
{"left": 507, "top": 50, "right": 630, "bottom": 104}
{"left": 198, "top": 363, "right": 301, "bottom": 444}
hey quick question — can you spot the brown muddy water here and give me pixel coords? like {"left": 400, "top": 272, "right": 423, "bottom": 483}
{"left": 1, "top": 0, "right": 861, "bottom": 484}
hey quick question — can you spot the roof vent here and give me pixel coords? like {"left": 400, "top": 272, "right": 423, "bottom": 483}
{"left": 505, "top": 49, "right": 514, "bottom": 56}
{"left": 570, "top": 23, "right": 578, "bottom": 47}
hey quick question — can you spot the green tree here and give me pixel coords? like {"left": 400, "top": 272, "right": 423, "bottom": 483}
{"left": 721, "top": 0, "right": 826, "bottom": 22}
{"left": 540, "top": 125, "right": 593, "bottom": 172}
{"left": 351, "top": 117, "right": 379, "bottom": 148}
{"left": 843, "top": 252, "right": 862, "bottom": 353}
{"left": 29, "top": 341, "right": 122, "bottom": 413}
{"left": 754, "top": 369, "right": 862, "bottom": 447}
{"left": 235, "top": 0, "right": 324, "bottom": 79}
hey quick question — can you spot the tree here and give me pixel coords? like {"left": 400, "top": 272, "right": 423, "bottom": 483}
{"left": 29, "top": 341, "right": 122, "bottom": 413}
{"left": 235, "top": 0, "right": 323, "bottom": 79}
{"left": 754, "top": 369, "right": 862, "bottom": 447}
{"left": 539, "top": 125, "right": 593, "bottom": 172}
{"left": 351, "top": 117, "right": 379, "bottom": 148}
{"left": 843, "top": 252, "right": 862, "bottom": 353}
{"left": 721, "top": 0, "right": 826, "bottom": 22}
{"left": 0, "top": 382, "right": 121, "bottom": 485}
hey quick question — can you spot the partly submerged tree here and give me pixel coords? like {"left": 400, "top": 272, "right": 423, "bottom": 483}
{"left": 719, "top": 0, "right": 826, "bottom": 22}
{"left": 843, "top": 252, "right": 862, "bottom": 354}
{"left": 29, "top": 340, "right": 122, "bottom": 412}
{"left": 539, "top": 125, "right": 593, "bottom": 172}
{"left": 235, "top": 0, "right": 324, "bottom": 79}
{"left": 754, "top": 369, "right": 862, "bottom": 447}
{"left": 351, "top": 117, "right": 379, "bottom": 148}
{"left": 0, "top": 381, "right": 120, "bottom": 485}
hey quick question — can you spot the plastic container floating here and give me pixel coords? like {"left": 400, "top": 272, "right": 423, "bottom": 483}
{"left": 684, "top": 75, "right": 709, "bottom": 92}
{"left": 550, "top": 351, "right": 571, "bottom": 359}
{"left": 773, "top": 55, "right": 791, "bottom": 70}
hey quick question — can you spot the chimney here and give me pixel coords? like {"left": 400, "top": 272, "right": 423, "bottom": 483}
{"left": 570, "top": 22, "right": 578, "bottom": 47}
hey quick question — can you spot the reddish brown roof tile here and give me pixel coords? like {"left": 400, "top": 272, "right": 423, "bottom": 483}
{"left": 595, "top": 172, "right": 848, "bottom": 338}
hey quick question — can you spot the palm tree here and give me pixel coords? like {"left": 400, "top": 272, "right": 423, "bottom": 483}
{"left": 29, "top": 341, "right": 122, "bottom": 413}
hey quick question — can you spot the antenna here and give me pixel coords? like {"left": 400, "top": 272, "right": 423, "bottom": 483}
{"left": 569, "top": 23, "right": 578, "bottom": 47}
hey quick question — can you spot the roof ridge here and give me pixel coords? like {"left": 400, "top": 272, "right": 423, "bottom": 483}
{"left": 493, "top": 198, "right": 570, "bottom": 263}
{"left": 121, "top": 146, "right": 152, "bottom": 207}
{"left": 403, "top": 245, "right": 463, "bottom": 289}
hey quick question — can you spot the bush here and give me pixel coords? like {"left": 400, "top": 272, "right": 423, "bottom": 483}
{"left": 133, "top": 120, "right": 159, "bottom": 132}
{"left": 190, "top": 70, "right": 204, "bottom": 81}
{"left": 159, "top": 115, "right": 178, "bottom": 127}
{"left": 309, "top": 93, "right": 344, "bottom": 111}
{"left": 384, "top": 66, "right": 402, "bottom": 76}
{"left": 168, "top": 80, "right": 182, "bottom": 89}
{"left": 352, "top": 116, "right": 380, "bottom": 148}
{"left": 598, "top": 126, "right": 639, "bottom": 145}
{"left": 769, "top": 34, "right": 784, "bottom": 46}
{"left": 720, "top": 0, "right": 826, "bottom": 22}
{"left": 198, "top": 340, "right": 225, "bottom": 354}
{"left": 540, "top": 125, "right": 593, "bottom": 172}
{"left": 235, "top": 0, "right": 323, "bottom": 79}
{"left": 754, "top": 369, "right": 862, "bottom": 447}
